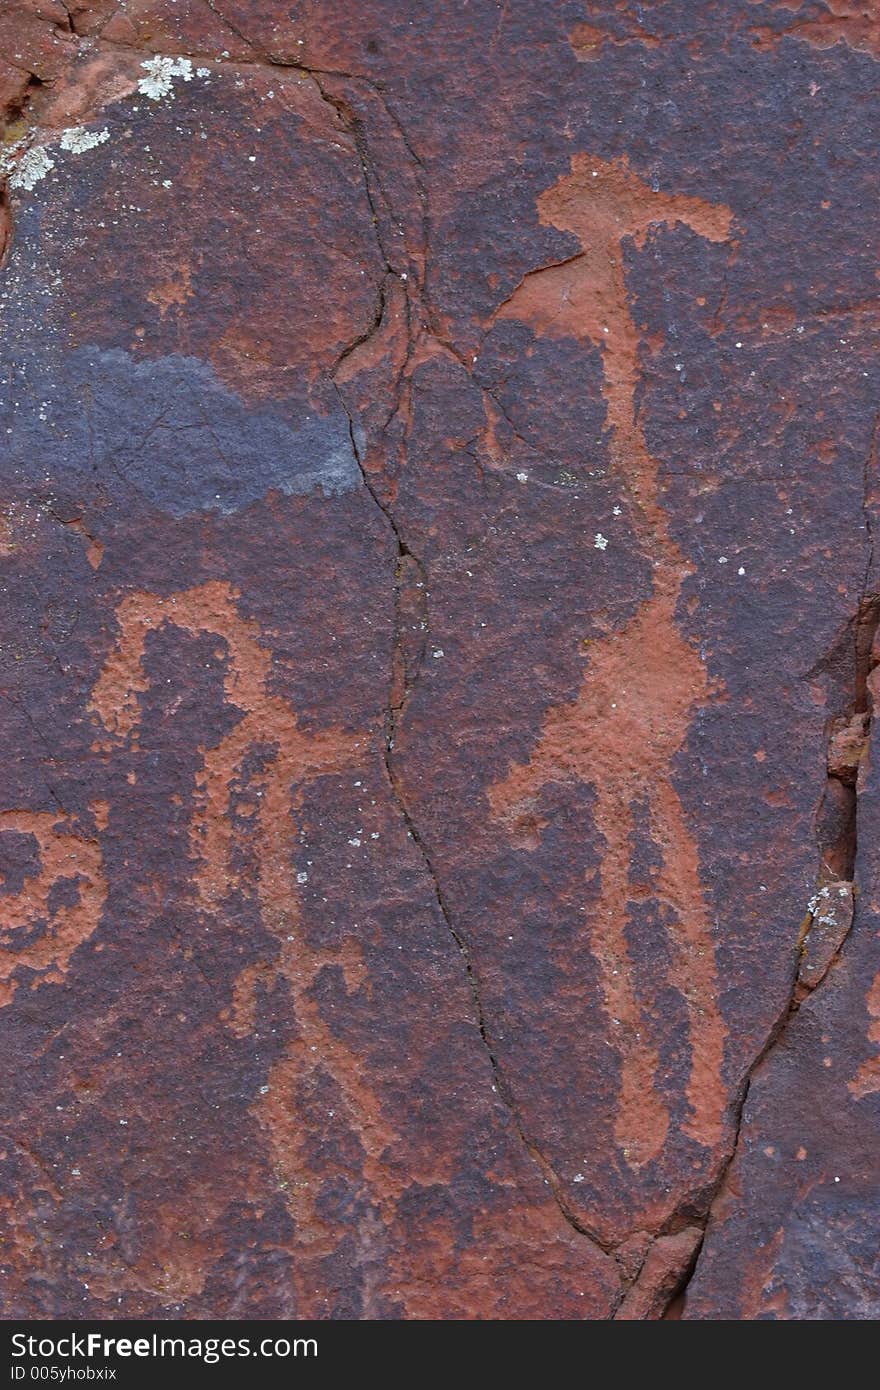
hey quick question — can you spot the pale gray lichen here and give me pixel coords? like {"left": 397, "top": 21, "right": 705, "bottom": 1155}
{"left": 59, "top": 126, "right": 110, "bottom": 154}
{"left": 137, "top": 55, "right": 195, "bottom": 101}
{"left": 1, "top": 125, "right": 108, "bottom": 194}
{"left": 0, "top": 140, "right": 22, "bottom": 176}
{"left": 7, "top": 145, "right": 55, "bottom": 191}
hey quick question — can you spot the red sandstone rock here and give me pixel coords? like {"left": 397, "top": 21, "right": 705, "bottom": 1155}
{"left": 826, "top": 713, "right": 869, "bottom": 784}
{"left": 615, "top": 1226, "right": 703, "bottom": 1320}
{"left": 0, "top": 0, "right": 878, "bottom": 1320}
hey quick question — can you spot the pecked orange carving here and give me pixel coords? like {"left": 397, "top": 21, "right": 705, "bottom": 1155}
{"left": 848, "top": 966, "right": 880, "bottom": 1098}
{"left": 89, "top": 581, "right": 395, "bottom": 1259}
{"left": 490, "top": 157, "right": 733, "bottom": 1165}
{"left": 0, "top": 810, "right": 106, "bottom": 1007}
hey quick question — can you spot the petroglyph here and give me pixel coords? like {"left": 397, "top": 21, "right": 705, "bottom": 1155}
{"left": 89, "top": 582, "right": 395, "bottom": 1266}
{"left": 849, "top": 967, "right": 880, "bottom": 1098}
{"left": 0, "top": 811, "right": 106, "bottom": 1006}
{"left": 490, "top": 157, "right": 733, "bottom": 1165}
{"left": 750, "top": 1, "right": 880, "bottom": 60}
{"left": 494, "top": 155, "right": 732, "bottom": 531}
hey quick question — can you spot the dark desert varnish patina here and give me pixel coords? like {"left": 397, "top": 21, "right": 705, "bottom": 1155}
{"left": 0, "top": 0, "right": 878, "bottom": 1319}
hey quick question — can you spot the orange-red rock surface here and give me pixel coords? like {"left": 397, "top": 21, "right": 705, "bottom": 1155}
{"left": 0, "top": 0, "right": 878, "bottom": 1319}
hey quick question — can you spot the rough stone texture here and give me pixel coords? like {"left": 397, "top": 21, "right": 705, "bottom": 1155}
{"left": 0, "top": 0, "right": 877, "bottom": 1319}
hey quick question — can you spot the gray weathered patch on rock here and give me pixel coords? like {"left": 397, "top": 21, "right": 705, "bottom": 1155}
{"left": 2, "top": 346, "right": 359, "bottom": 515}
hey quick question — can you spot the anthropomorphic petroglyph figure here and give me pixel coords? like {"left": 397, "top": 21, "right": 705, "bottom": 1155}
{"left": 0, "top": 810, "right": 106, "bottom": 1007}
{"left": 89, "top": 581, "right": 395, "bottom": 1254}
{"left": 496, "top": 154, "right": 732, "bottom": 534}
{"left": 491, "top": 157, "right": 733, "bottom": 1165}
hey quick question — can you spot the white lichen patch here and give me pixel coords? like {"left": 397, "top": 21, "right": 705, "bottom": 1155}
{"left": 2, "top": 121, "right": 111, "bottom": 196}
{"left": 8, "top": 145, "right": 55, "bottom": 191}
{"left": 60, "top": 126, "right": 110, "bottom": 154}
{"left": 0, "top": 140, "right": 22, "bottom": 177}
{"left": 137, "top": 55, "right": 195, "bottom": 101}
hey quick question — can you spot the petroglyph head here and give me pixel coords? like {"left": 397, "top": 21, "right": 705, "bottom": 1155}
{"left": 535, "top": 154, "right": 733, "bottom": 251}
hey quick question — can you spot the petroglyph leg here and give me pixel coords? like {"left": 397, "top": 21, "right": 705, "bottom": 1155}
{"left": 591, "top": 793, "right": 670, "bottom": 1165}
{"left": 651, "top": 778, "right": 727, "bottom": 1148}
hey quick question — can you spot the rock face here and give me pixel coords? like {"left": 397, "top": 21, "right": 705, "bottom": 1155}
{"left": 0, "top": 0, "right": 877, "bottom": 1320}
